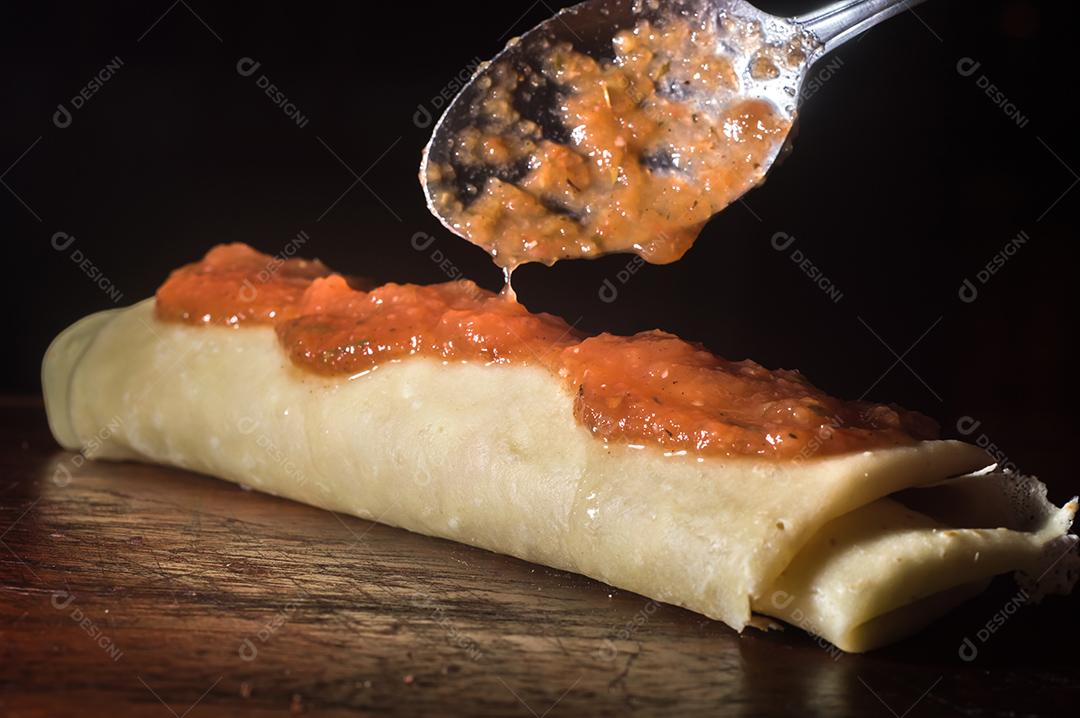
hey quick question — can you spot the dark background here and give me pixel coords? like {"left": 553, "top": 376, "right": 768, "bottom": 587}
{"left": 2, "top": 0, "right": 1076, "bottom": 491}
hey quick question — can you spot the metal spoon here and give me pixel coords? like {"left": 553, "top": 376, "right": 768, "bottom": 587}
{"left": 420, "top": 0, "right": 931, "bottom": 268}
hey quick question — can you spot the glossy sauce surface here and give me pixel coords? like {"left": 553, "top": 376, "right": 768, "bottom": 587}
{"left": 277, "top": 275, "right": 580, "bottom": 375}
{"left": 156, "top": 245, "right": 936, "bottom": 459}
{"left": 156, "top": 244, "right": 333, "bottom": 326}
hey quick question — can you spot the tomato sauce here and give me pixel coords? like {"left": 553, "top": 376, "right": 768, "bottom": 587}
{"left": 155, "top": 244, "right": 332, "bottom": 326}
{"left": 156, "top": 245, "right": 936, "bottom": 459}
{"left": 424, "top": 13, "right": 796, "bottom": 269}
{"left": 277, "top": 275, "right": 580, "bottom": 374}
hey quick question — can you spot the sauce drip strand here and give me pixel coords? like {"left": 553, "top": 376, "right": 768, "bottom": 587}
{"left": 423, "top": 8, "right": 801, "bottom": 269}
{"left": 157, "top": 244, "right": 937, "bottom": 459}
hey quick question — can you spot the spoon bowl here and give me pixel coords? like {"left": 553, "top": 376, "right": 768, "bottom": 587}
{"left": 420, "top": 0, "right": 929, "bottom": 269}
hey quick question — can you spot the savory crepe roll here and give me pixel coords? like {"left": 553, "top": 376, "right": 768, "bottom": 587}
{"left": 42, "top": 245, "right": 1078, "bottom": 652}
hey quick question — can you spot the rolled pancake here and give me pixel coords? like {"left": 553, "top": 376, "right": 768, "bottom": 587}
{"left": 43, "top": 300, "right": 1078, "bottom": 652}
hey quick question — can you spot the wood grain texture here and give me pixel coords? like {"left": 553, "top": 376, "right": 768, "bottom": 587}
{"left": 1, "top": 401, "right": 1078, "bottom": 717}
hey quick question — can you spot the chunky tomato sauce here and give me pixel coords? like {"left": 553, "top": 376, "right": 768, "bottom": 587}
{"left": 156, "top": 245, "right": 936, "bottom": 459}
{"left": 277, "top": 275, "right": 579, "bottom": 374}
{"left": 155, "top": 244, "right": 333, "bottom": 326}
{"left": 424, "top": 12, "right": 799, "bottom": 269}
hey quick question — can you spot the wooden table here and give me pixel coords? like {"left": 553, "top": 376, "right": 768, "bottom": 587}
{"left": 2, "top": 400, "right": 1077, "bottom": 717}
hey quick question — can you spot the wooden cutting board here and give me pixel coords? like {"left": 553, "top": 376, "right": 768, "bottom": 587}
{"left": 1, "top": 400, "right": 1077, "bottom": 717}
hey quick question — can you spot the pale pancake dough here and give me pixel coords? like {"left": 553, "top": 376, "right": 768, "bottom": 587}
{"left": 43, "top": 301, "right": 1078, "bottom": 651}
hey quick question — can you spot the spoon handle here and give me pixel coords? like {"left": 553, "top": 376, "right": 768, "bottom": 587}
{"left": 793, "top": 0, "right": 933, "bottom": 56}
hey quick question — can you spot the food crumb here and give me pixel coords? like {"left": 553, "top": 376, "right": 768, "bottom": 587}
{"left": 240, "top": 682, "right": 252, "bottom": 699}
{"left": 290, "top": 693, "right": 303, "bottom": 714}
{"left": 403, "top": 674, "right": 415, "bottom": 686}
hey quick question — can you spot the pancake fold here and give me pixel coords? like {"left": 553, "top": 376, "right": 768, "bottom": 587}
{"left": 43, "top": 301, "right": 1078, "bottom": 652}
